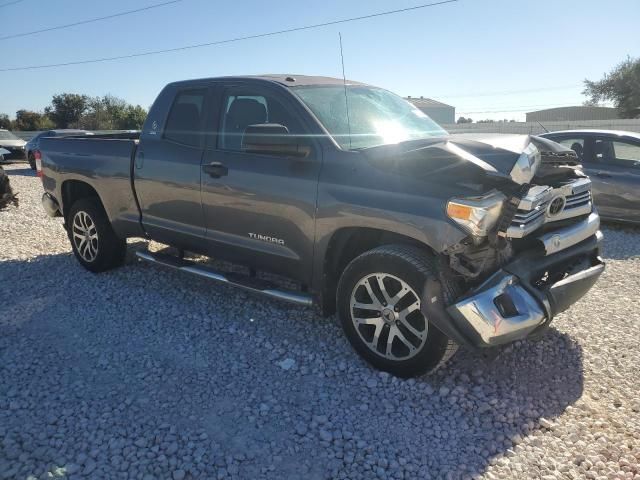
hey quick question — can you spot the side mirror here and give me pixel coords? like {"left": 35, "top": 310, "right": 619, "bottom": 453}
{"left": 241, "top": 123, "right": 311, "bottom": 158}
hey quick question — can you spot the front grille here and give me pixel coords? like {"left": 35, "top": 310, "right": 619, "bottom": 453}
{"left": 506, "top": 178, "right": 592, "bottom": 238}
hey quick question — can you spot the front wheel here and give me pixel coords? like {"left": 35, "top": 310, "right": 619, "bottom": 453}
{"left": 337, "top": 244, "right": 457, "bottom": 378}
{"left": 67, "top": 198, "right": 126, "bottom": 272}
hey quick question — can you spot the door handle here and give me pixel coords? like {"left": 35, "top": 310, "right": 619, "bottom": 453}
{"left": 135, "top": 150, "right": 144, "bottom": 169}
{"left": 594, "top": 171, "right": 611, "bottom": 178}
{"left": 202, "top": 162, "right": 228, "bottom": 178}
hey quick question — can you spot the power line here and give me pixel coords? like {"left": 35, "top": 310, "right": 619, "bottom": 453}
{"left": 0, "top": 0, "right": 458, "bottom": 72}
{"left": 0, "top": 0, "right": 25, "bottom": 8}
{"left": 0, "top": 0, "right": 183, "bottom": 41}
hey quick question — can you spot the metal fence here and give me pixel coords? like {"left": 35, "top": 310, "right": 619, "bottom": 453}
{"left": 443, "top": 119, "right": 640, "bottom": 135}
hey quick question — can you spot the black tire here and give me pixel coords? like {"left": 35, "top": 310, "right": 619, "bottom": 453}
{"left": 66, "top": 198, "right": 126, "bottom": 272}
{"left": 337, "top": 244, "right": 458, "bottom": 378}
{"left": 28, "top": 153, "right": 36, "bottom": 170}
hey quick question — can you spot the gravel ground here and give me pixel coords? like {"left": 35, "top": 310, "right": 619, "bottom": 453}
{"left": 1, "top": 164, "right": 639, "bottom": 480}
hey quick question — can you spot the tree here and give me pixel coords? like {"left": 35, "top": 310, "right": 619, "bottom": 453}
{"left": 13, "top": 110, "right": 54, "bottom": 131}
{"left": 78, "top": 95, "right": 147, "bottom": 130}
{"left": 583, "top": 56, "right": 640, "bottom": 118}
{"left": 46, "top": 93, "right": 89, "bottom": 128}
{"left": 456, "top": 116, "right": 473, "bottom": 124}
{"left": 0, "top": 114, "right": 12, "bottom": 129}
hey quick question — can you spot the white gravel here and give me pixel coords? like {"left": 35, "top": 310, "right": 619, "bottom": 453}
{"left": 1, "top": 164, "right": 639, "bottom": 480}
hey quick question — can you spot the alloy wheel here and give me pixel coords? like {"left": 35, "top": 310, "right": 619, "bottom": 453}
{"left": 349, "top": 273, "right": 428, "bottom": 360}
{"left": 72, "top": 211, "right": 99, "bottom": 262}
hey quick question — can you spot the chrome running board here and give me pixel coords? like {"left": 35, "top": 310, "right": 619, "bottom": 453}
{"left": 135, "top": 250, "right": 313, "bottom": 307}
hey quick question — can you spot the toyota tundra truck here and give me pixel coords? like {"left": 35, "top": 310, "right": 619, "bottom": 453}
{"left": 38, "top": 75, "right": 604, "bottom": 377}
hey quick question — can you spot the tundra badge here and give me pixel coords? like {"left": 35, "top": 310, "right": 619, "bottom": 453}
{"left": 249, "top": 233, "right": 285, "bottom": 245}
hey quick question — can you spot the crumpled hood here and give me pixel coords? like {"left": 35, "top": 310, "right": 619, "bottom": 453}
{"left": 364, "top": 133, "right": 574, "bottom": 185}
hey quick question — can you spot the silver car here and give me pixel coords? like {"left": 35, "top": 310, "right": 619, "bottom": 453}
{"left": 540, "top": 129, "right": 640, "bottom": 225}
{"left": 0, "top": 129, "right": 26, "bottom": 162}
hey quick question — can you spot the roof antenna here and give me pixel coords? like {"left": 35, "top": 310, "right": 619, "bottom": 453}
{"left": 339, "top": 32, "right": 352, "bottom": 149}
{"left": 537, "top": 121, "right": 549, "bottom": 133}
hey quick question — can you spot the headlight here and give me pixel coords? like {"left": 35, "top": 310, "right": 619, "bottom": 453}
{"left": 447, "top": 190, "right": 506, "bottom": 238}
{"left": 510, "top": 143, "right": 541, "bottom": 185}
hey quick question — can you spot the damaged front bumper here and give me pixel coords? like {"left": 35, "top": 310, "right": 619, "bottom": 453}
{"left": 441, "top": 219, "right": 604, "bottom": 348}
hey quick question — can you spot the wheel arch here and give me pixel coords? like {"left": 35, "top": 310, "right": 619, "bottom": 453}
{"left": 318, "top": 227, "right": 437, "bottom": 317}
{"left": 61, "top": 180, "right": 103, "bottom": 220}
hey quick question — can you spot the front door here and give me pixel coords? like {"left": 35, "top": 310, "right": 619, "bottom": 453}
{"left": 200, "top": 83, "right": 321, "bottom": 283}
{"left": 582, "top": 136, "right": 640, "bottom": 222}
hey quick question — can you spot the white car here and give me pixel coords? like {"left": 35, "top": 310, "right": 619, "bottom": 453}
{"left": 0, "top": 129, "right": 26, "bottom": 162}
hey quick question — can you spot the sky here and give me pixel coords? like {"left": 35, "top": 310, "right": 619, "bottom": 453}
{"left": 0, "top": 0, "right": 638, "bottom": 122}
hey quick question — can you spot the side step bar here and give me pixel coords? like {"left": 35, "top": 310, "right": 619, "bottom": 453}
{"left": 135, "top": 250, "right": 313, "bottom": 307}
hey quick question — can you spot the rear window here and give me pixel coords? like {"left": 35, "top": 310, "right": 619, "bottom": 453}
{"left": 164, "top": 89, "right": 206, "bottom": 147}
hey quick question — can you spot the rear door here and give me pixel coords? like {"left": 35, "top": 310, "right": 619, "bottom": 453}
{"left": 582, "top": 135, "right": 640, "bottom": 222}
{"left": 199, "top": 82, "right": 321, "bottom": 283}
{"left": 135, "top": 86, "right": 209, "bottom": 250}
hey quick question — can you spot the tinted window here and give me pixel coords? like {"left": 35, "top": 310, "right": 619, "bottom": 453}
{"left": 218, "top": 90, "right": 301, "bottom": 151}
{"left": 164, "top": 89, "right": 206, "bottom": 147}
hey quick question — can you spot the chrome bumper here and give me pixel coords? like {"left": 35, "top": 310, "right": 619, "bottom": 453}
{"left": 447, "top": 274, "right": 545, "bottom": 346}
{"left": 537, "top": 212, "right": 600, "bottom": 255}
{"left": 446, "top": 226, "right": 604, "bottom": 347}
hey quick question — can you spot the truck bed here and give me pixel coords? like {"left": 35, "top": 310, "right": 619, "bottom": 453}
{"left": 39, "top": 134, "right": 143, "bottom": 238}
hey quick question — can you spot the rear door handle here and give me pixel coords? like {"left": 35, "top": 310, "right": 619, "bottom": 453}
{"left": 202, "top": 162, "right": 228, "bottom": 178}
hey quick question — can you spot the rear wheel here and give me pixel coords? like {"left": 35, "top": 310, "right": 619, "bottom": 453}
{"left": 67, "top": 198, "right": 126, "bottom": 272}
{"left": 337, "top": 244, "right": 457, "bottom": 378}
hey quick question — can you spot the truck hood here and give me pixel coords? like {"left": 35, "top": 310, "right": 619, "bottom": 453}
{"left": 363, "top": 134, "right": 573, "bottom": 189}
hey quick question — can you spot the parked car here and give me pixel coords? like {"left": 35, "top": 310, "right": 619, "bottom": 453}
{"left": 25, "top": 129, "right": 93, "bottom": 169}
{"left": 38, "top": 75, "right": 604, "bottom": 377}
{"left": 539, "top": 130, "right": 640, "bottom": 224}
{"left": 0, "top": 129, "right": 26, "bottom": 161}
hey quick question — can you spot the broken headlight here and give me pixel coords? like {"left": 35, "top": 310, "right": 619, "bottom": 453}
{"left": 447, "top": 190, "right": 506, "bottom": 238}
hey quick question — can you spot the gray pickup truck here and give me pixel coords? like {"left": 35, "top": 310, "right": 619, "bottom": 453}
{"left": 39, "top": 75, "right": 604, "bottom": 377}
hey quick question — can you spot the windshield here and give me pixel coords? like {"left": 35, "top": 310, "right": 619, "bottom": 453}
{"left": 292, "top": 85, "right": 447, "bottom": 150}
{"left": 0, "top": 130, "right": 21, "bottom": 141}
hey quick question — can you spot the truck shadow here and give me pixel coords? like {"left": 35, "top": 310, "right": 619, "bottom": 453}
{"left": 0, "top": 249, "right": 584, "bottom": 480}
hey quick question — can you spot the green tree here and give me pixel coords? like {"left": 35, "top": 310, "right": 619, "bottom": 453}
{"left": 46, "top": 93, "right": 89, "bottom": 128}
{"left": 78, "top": 95, "right": 147, "bottom": 130}
{"left": 0, "top": 114, "right": 12, "bottom": 129}
{"left": 583, "top": 56, "right": 640, "bottom": 118}
{"left": 13, "top": 110, "right": 55, "bottom": 131}
{"left": 120, "top": 104, "right": 147, "bottom": 129}
{"left": 456, "top": 116, "right": 473, "bottom": 124}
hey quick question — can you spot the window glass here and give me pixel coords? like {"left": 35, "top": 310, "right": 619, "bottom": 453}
{"left": 554, "top": 137, "right": 585, "bottom": 160}
{"left": 164, "top": 89, "right": 206, "bottom": 146}
{"left": 612, "top": 141, "right": 640, "bottom": 164}
{"left": 218, "top": 91, "right": 301, "bottom": 151}
{"left": 292, "top": 85, "right": 447, "bottom": 150}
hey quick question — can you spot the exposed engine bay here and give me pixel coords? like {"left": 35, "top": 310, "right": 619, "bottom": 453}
{"left": 444, "top": 138, "right": 595, "bottom": 285}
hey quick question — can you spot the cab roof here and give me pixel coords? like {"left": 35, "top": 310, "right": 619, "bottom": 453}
{"left": 170, "top": 74, "right": 367, "bottom": 88}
